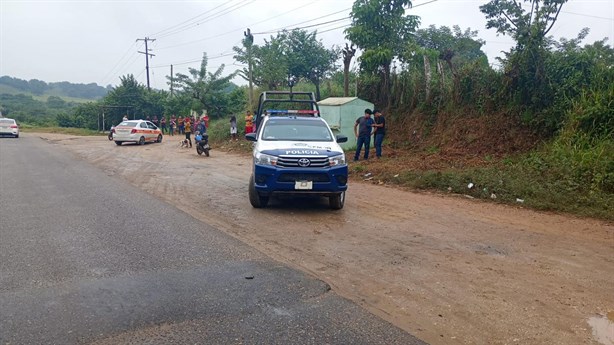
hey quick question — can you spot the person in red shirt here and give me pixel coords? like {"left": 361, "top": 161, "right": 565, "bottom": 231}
{"left": 245, "top": 111, "right": 254, "bottom": 134}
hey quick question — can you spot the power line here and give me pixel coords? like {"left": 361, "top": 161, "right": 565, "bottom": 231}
{"left": 412, "top": 0, "right": 439, "bottom": 9}
{"left": 155, "top": 0, "right": 321, "bottom": 51}
{"left": 151, "top": 0, "right": 240, "bottom": 37}
{"left": 318, "top": 23, "right": 352, "bottom": 35}
{"left": 560, "top": 10, "right": 613, "bottom": 21}
{"left": 100, "top": 42, "right": 140, "bottom": 86}
{"left": 150, "top": 52, "right": 236, "bottom": 69}
{"left": 110, "top": 0, "right": 441, "bottom": 88}
{"left": 251, "top": 6, "right": 351, "bottom": 35}
{"left": 156, "top": 0, "right": 255, "bottom": 39}
{"left": 116, "top": 53, "right": 144, "bottom": 80}
{"left": 253, "top": 0, "right": 439, "bottom": 35}
{"left": 253, "top": 17, "right": 350, "bottom": 35}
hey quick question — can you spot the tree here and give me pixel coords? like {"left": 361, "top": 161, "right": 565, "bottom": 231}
{"left": 28, "top": 79, "right": 48, "bottom": 95}
{"left": 103, "top": 74, "right": 147, "bottom": 125}
{"left": 233, "top": 29, "right": 256, "bottom": 110}
{"left": 480, "top": 0, "right": 568, "bottom": 113}
{"left": 173, "top": 53, "right": 237, "bottom": 117}
{"left": 282, "top": 29, "right": 338, "bottom": 101}
{"left": 251, "top": 36, "right": 289, "bottom": 90}
{"left": 342, "top": 43, "right": 357, "bottom": 97}
{"left": 345, "top": 0, "right": 420, "bottom": 107}
{"left": 480, "top": 0, "right": 566, "bottom": 42}
{"left": 47, "top": 96, "right": 66, "bottom": 109}
{"left": 414, "top": 25, "right": 486, "bottom": 71}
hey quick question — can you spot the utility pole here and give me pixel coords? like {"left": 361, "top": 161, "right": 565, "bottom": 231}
{"left": 170, "top": 64, "right": 174, "bottom": 96}
{"left": 137, "top": 37, "right": 156, "bottom": 90}
{"left": 244, "top": 28, "right": 254, "bottom": 111}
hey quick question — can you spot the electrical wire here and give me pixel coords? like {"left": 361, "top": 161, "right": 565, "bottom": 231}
{"left": 101, "top": 42, "right": 143, "bottom": 86}
{"left": 155, "top": 0, "right": 321, "bottom": 51}
{"left": 252, "top": 17, "right": 350, "bottom": 35}
{"left": 156, "top": 0, "right": 255, "bottom": 39}
{"left": 560, "top": 11, "right": 613, "bottom": 21}
{"left": 251, "top": 6, "right": 351, "bottom": 35}
{"left": 317, "top": 23, "right": 352, "bottom": 35}
{"left": 252, "top": 0, "right": 438, "bottom": 35}
{"left": 109, "top": 0, "right": 441, "bottom": 86}
{"left": 150, "top": 0, "right": 239, "bottom": 37}
{"left": 150, "top": 52, "right": 236, "bottom": 69}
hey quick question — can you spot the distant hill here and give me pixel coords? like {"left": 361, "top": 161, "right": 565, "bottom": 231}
{"left": 0, "top": 75, "right": 110, "bottom": 102}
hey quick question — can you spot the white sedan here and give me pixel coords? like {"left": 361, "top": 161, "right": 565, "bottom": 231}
{"left": 112, "top": 120, "right": 163, "bottom": 146}
{"left": 0, "top": 118, "right": 19, "bottom": 138}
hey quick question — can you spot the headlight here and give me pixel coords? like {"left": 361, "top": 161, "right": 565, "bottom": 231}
{"left": 255, "top": 152, "right": 278, "bottom": 166}
{"left": 329, "top": 154, "right": 346, "bottom": 166}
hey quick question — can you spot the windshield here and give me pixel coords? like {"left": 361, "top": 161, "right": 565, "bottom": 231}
{"left": 118, "top": 121, "right": 139, "bottom": 127}
{"left": 262, "top": 119, "right": 333, "bottom": 142}
{"left": 0, "top": 119, "right": 15, "bottom": 124}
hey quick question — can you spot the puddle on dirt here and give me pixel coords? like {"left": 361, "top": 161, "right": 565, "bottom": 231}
{"left": 588, "top": 313, "right": 614, "bottom": 345}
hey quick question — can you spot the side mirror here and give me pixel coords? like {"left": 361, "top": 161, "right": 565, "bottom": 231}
{"left": 245, "top": 133, "right": 257, "bottom": 142}
{"left": 336, "top": 135, "right": 348, "bottom": 143}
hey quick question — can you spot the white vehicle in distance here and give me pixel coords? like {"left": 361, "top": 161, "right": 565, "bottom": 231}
{"left": 112, "top": 120, "right": 163, "bottom": 146}
{"left": 0, "top": 118, "right": 19, "bottom": 138}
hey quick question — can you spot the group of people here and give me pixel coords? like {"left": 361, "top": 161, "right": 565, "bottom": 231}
{"left": 141, "top": 114, "right": 210, "bottom": 138}
{"left": 353, "top": 108, "right": 386, "bottom": 161}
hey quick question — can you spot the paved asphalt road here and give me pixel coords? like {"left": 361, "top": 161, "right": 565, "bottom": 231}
{"left": 0, "top": 135, "right": 427, "bottom": 345}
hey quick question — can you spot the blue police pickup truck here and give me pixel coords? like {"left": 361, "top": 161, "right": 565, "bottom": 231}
{"left": 245, "top": 91, "right": 348, "bottom": 209}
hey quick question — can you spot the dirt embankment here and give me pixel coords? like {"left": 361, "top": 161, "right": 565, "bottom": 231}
{"left": 39, "top": 133, "right": 614, "bottom": 345}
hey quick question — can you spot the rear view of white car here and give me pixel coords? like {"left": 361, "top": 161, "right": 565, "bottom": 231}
{"left": 0, "top": 118, "right": 19, "bottom": 138}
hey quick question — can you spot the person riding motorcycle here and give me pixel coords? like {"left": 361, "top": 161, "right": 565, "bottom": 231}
{"left": 194, "top": 117, "right": 210, "bottom": 156}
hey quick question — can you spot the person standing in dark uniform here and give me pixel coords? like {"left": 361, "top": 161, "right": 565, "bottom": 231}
{"left": 353, "top": 108, "right": 374, "bottom": 161}
{"left": 372, "top": 109, "right": 386, "bottom": 158}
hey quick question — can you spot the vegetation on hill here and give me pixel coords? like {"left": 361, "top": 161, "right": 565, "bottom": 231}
{"left": 0, "top": 76, "right": 109, "bottom": 99}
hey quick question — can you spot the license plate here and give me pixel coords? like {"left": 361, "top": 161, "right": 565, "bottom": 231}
{"left": 295, "top": 181, "right": 313, "bottom": 190}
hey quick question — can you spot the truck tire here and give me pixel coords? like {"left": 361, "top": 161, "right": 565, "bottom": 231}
{"left": 249, "top": 175, "right": 269, "bottom": 208}
{"left": 329, "top": 191, "right": 345, "bottom": 210}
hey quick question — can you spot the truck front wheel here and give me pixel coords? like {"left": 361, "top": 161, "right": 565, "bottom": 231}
{"left": 329, "top": 191, "right": 345, "bottom": 210}
{"left": 249, "top": 175, "right": 269, "bottom": 208}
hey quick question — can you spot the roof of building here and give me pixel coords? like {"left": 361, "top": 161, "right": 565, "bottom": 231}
{"left": 317, "top": 97, "right": 360, "bottom": 106}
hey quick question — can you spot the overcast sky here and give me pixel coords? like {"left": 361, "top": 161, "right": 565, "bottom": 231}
{"left": 1, "top": 0, "right": 613, "bottom": 90}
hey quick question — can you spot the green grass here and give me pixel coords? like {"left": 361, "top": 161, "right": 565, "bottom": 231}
{"left": 205, "top": 117, "right": 253, "bottom": 153}
{"left": 376, "top": 140, "right": 614, "bottom": 220}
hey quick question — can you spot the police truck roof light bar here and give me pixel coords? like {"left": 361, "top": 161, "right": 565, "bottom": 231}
{"left": 266, "top": 110, "right": 319, "bottom": 114}
{"left": 265, "top": 109, "right": 320, "bottom": 117}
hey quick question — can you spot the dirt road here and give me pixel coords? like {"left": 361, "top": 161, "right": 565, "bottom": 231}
{"left": 37, "top": 133, "right": 614, "bottom": 345}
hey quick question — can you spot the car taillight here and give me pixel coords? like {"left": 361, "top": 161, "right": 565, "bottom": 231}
{"left": 131, "top": 129, "right": 137, "bottom": 134}
{"left": 10, "top": 125, "right": 17, "bottom": 128}
{"left": 111, "top": 128, "right": 115, "bottom": 133}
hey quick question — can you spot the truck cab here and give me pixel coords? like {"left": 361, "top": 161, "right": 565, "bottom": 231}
{"left": 245, "top": 91, "right": 348, "bottom": 209}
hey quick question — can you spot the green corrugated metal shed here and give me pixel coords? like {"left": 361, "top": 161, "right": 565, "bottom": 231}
{"left": 318, "top": 97, "right": 374, "bottom": 149}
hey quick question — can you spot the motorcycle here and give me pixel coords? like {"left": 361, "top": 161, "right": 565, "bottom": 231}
{"left": 195, "top": 133, "right": 210, "bottom": 157}
{"left": 108, "top": 126, "right": 115, "bottom": 141}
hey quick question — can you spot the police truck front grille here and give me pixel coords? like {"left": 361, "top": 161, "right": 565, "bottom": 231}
{"left": 277, "top": 156, "right": 330, "bottom": 168}
{"left": 278, "top": 173, "right": 331, "bottom": 183}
